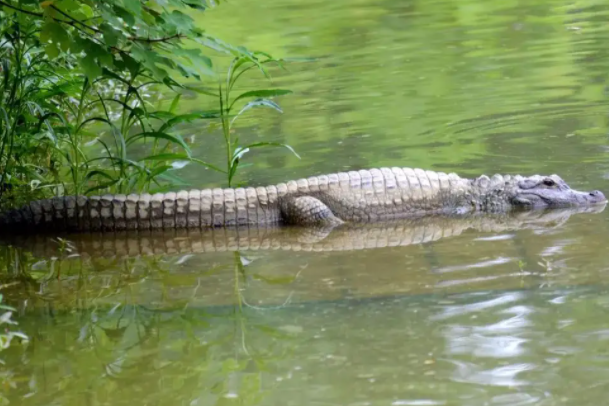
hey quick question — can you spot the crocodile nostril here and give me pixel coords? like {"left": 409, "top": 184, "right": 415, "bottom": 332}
{"left": 589, "top": 190, "right": 605, "bottom": 198}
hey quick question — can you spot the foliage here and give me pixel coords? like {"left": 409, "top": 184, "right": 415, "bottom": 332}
{"left": 0, "top": 0, "right": 296, "bottom": 208}
{"left": 216, "top": 54, "right": 300, "bottom": 186}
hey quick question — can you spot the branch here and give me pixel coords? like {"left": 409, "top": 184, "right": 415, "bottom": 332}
{"left": 50, "top": 5, "right": 184, "bottom": 44}
{"left": 1, "top": 1, "right": 185, "bottom": 52}
{"left": 50, "top": 5, "right": 101, "bottom": 34}
{"left": 133, "top": 34, "right": 184, "bottom": 43}
{"left": 50, "top": 14, "right": 127, "bottom": 55}
{"left": 0, "top": 0, "right": 43, "bottom": 17}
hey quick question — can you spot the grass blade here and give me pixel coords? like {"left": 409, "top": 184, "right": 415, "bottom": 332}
{"left": 169, "top": 93, "right": 182, "bottom": 114}
{"left": 158, "top": 112, "right": 220, "bottom": 132}
{"left": 230, "top": 89, "right": 292, "bottom": 110}
{"left": 241, "top": 141, "right": 301, "bottom": 159}
{"left": 140, "top": 153, "right": 226, "bottom": 173}
{"left": 230, "top": 99, "right": 283, "bottom": 128}
{"left": 126, "top": 131, "right": 192, "bottom": 154}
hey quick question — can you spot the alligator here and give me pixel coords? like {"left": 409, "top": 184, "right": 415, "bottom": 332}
{"left": 0, "top": 167, "right": 605, "bottom": 232}
{"left": 5, "top": 206, "right": 605, "bottom": 259}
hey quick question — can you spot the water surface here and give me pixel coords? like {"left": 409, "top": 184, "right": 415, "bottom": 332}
{"left": 1, "top": 0, "right": 609, "bottom": 404}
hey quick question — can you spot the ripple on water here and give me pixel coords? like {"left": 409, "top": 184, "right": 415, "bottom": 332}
{"left": 490, "top": 393, "right": 541, "bottom": 405}
{"left": 448, "top": 360, "right": 535, "bottom": 387}
{"left": 431, "top": 292, "right": 525, "bottom": 320}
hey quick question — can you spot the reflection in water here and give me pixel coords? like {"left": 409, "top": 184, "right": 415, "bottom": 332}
{"left": 0, "top": 206, "right": 604, "bottom": 310}
{"left": 3, "top": 206, "right": 604, "bottom": 260}
{"left": 0, "top": 250, "right": 296, "bottom": 406}
{"left": 0, "top": 286, "right": 597, "bottom": 405}
{"left": 0, "top": 206, "right": 607, "bottom": 404}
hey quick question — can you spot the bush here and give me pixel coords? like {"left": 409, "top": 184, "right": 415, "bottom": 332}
{"left": 0, "top": 0, "right": 297, "bottom": 209}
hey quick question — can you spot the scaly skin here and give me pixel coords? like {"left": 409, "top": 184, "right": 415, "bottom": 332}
{"left": 4, "top": 206, "right": 605, "bottom": 259}
{"left": 0, "top": 167, "right": 605, "bottom": 232}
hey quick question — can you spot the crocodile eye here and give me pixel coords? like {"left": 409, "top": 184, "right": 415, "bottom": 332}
{"left": 543, "top": 178, "right": 556, "bottom": 187}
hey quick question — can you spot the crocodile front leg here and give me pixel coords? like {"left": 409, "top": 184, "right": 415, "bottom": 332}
{"left": 279, "top": 196, "right": 344, "bottom": 226}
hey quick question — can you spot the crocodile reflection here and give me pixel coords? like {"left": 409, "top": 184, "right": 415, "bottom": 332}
{"left": 3, "top": 205, "right": 604, "bottom": 260}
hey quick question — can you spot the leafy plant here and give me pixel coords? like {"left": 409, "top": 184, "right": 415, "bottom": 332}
{"left": 0, "top": 18, "right": 65, "bottom": 207}
{"left": 0, "top": 0, "right": 298, "bottom": 206}
{"left": 215, "top": 53, "right": 300, "bottom": 186}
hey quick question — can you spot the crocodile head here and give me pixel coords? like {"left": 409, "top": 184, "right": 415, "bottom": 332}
{"left": 510, "top": 175, "right": 606, "bottom": 209}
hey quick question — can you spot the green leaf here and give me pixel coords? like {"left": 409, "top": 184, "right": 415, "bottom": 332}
{"left": 126, "top": 131, "right": 191, "bottom": 153}
{"left": 101, "top": 68, "right": 129, "bottom": 85}
{"left": 113, "top": 5, "right": 135, "bottom": 26}
{"left": 40, "top": 22, "right": 54, "bottom": 42}
{"left": 230, "top": 146, "right": 249, "bottom": 166}
{"left": 45, "top": 43, "right": 60, "bottom": 58}
{"left": 241, "top": 141, "right": 300, "bottom": 159}
{"left": 189, "top": 157, "right": 225, "bottom": 173}
{"left": 159, "top": 112, "right": 220, "bottom": 132}
{"left": 123, "top": 0, "right": 143, "bottom": 16}
{"left": 0, "top": 107, "right": 10, "bottom": 132}
{"left": 227, "top": 56, "right": 252, "bottom": 90}
{"left": 230, "top": 89, "right": 292, "bottom": 109}
{"left": 85, "top": 180, "right": 119, "bottom": 195}
{"left": 228, "top": 158, "right": 240, "bottom": 186}
{"left": 182, "top": 1, "right": 209, "bottom": 10}
{"left": 184, "top": 85, "right": 219, "bottom": 97}
{"left": 230, "top": 98, "right": 284, "bottom": 127}
{"left": 131, "top": 45, "right": 169, "bottom": 80}
{"left": 93, "top": 48, "right": 113, "bottom": 68}
{"left": 169, "top": 93, "right": 181, "bottom": 114}
{"left": 176, "top": 64, "right": 201, "bottom": 80}
{"left": 101, "top": 23, "right": 120, "bottom": 47}
{"left": 115, "top": 54, "right": 138, "bottom": 77}
{"left": 41, "top": 21, "right": 70, "bottom": 51}
{"left": 158, "top": 171, "right": 189, "bottom": 185}
{"left": 78, "top": 3, "right": 94, "bottom": 19}
{"left": 140, "top": 8, "right": 157, "bottom": 26}
{"left": 227, "top": 144, "right": 286, "bottom": 185}
{"left": 80, "top": 54, "right": 102, "bottom": 81}
{"left": 140, "top": 153, "right": 190, "bottom": 162}
{"left": 145, "top": 165, "right": 172, "bottom": 181}
{"left": 162, "top": 10, "right": 195, "bottom": 34}
{"left": 84, "top": 170, "right": 117, "bottom": 182}
{"left": 147, "top": 111, "right": 176, "bottom": 120}
{"left": 141, "top": 153, "right": 225, "bottom": 173}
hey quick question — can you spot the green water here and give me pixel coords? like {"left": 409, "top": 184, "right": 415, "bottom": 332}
{"left": 2, "top": 0, "right": 609, "bottom": 404}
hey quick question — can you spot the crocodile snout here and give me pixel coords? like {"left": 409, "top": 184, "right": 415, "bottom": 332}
{"left": 587, "top": 190, "right": 606, "bottom": 204}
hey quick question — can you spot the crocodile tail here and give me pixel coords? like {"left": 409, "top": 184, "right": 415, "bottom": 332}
{"left": 0, "top": 187, "right": 281, "bottom": 233}
{"left": 0, "top": 195, "right": 87, "bottom": 232}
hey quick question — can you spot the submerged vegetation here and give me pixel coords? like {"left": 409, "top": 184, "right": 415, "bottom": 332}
{"left": 0, "top": 0, "right": 298, "bottom": 210}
